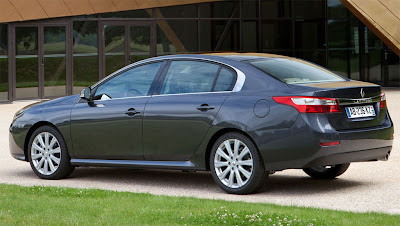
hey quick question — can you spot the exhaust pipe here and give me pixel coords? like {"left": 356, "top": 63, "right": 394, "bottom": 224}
{"left": 385, "top": 151, "right": 391, "bottom": 161}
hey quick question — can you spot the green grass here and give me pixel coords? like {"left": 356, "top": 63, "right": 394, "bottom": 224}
{"left": 0, "top": 184, "right": 398, "bottom": 225}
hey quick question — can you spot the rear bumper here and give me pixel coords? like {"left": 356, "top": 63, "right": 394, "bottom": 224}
{"left": 261, "top": 113, "right": 394, "bottom": 171}
{"left": 303, "top": 146, "right": 391, "bottom": 168}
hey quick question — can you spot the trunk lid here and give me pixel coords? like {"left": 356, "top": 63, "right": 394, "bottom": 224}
{"left": 303, "top": 81, "right": 386, "bottom": 130}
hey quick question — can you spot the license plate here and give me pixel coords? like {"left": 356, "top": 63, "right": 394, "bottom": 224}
{"left": 345, "top": 105, "right": 376, "bottom": 118}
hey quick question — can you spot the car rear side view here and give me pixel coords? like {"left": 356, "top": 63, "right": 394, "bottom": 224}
{"left": 9, "top": 53, "right": 394, "bottom": 194}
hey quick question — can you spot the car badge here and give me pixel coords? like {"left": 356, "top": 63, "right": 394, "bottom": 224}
{"left": 360, "top": 88, "right": 365, "bottom": 98}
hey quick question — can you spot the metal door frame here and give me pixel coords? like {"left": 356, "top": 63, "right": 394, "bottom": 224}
{"left": 9, "top": 19, "right": 72, "bottom": 100}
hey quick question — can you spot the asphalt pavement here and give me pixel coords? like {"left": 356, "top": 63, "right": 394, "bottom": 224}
{"left": 0, "top": 90, "right": 399, "bottom": 214}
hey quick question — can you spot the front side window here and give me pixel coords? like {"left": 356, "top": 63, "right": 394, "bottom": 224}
{"left": 248, "top": 58, "right": 346, "bottom": 84}
{"left": 160, "top": 61, "right": 220, "bottom": 94}
{"left": 95, "top": 62, "right": 162, "bottom": 99}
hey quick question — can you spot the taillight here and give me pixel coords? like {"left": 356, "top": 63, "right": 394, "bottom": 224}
{"left": 380, "top": 92, "right": 386, "bottom": 108}
{"left": 320, "top": 141, "right": 340, "bottom": 147}
{"left": 272, "top": 96, "right": 341, "bottom": 113}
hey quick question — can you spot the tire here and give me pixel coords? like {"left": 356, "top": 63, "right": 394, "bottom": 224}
{"left": 28, "top": 125, "right": 75, "bottom": 179}
{"left": 303, "top": 163, "right": 350, "bottom": 179}
{"left": 210, "top": 132, "right": 267, "bottom": 194}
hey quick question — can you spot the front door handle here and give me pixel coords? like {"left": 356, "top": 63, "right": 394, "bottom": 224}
{"left": 125, "top": 108, "right": 140, "bottom": 116}
{"left": 196, "top": 104, "right": 215, "bottom": 111}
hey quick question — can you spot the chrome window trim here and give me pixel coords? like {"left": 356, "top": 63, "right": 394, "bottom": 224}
{"left": 94, "top": 95, "right": 150, "bottom": 102}
{"left": 92, "top": 91, "right": 233, "bottom": 102}
{"left": 91, "top": 57, "right": 246, "bottom": 93}
{"left": 153, "top": 91, "right": 232, "bottom": 97}
{"left": 84, "top": 91, "right": 233, "bottom": 103}
{"left": 91, "top": 60, "right": 165, "bottom": 88}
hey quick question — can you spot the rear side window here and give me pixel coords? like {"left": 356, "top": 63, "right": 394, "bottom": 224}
{"left": 160, "top": 61, "right": 220, "bottom": 94}
{"left": 248, "top": 58, "right": 345, "bottom": 84}
{"left": 214, "top": 68, "right": 236, "bottom": 91}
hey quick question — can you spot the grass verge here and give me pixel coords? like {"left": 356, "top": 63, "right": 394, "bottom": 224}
{"left": 0, "top": 183, "right": 398, "bottom": 225}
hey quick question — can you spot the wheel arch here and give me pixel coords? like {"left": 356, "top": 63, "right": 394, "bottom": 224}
{"left": 204, "top": 128, "right": 259, "bottom": 170}
{"left": 23, "top": 121, "right": 60, "bottom": 161}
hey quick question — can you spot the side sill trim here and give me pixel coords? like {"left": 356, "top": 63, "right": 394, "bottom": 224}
{"left": 70, "top": 159, "right": 196, "bottom": 169}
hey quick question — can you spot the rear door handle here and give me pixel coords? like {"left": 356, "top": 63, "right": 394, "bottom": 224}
{"left": 125, "top": 108, "right": 140, "bottom": 116}
{"left": 196, "top": 104, "right": 215, "bottom": 111}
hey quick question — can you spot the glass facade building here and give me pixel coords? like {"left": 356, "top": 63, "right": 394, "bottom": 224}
{"left": 0, "top": 0, "right": 399, "bottom": 102}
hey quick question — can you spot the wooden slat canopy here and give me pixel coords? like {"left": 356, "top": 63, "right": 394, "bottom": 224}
{"left": 340, "top": 0, "right": 400, "bottom": 56}
{"left": 0, "top": 0, "right": 218, "bottom": 23}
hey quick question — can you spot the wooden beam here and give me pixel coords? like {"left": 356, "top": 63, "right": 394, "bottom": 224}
{"left": 340, "top": 0, "right": 400, "bottom": 56}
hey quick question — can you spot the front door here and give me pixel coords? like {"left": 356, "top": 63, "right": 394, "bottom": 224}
{"left": 101, "top": 21, "right": 156, "bottom": 78}
{"left": 12, "top": 22, "right": 71, "bottom": 100}
{"left": 70, "top": 61, "right": 164, "bottom": 160}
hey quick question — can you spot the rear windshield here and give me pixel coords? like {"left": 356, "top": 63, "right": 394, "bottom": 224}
{"left": 248, "top": 58, "right": 346, "bottom": 84}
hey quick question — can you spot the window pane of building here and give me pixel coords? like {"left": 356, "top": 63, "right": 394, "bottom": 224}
{"left": 328, "top": 0, "right": 349, "bottom": 18}
{"left": 261, "top": 0, "right": 292, "bottom": 18}
{"left": 261, "top": 20, "right": 293, "bottom": 51}
{"left": 243, "top": 21, "right": 258, "bottom": 52}
{"left": 0, "top": 25, "right": 7, "bottom": 101}
{"left": 328, "top": 19, "right": 351, "bottom": 49}
{"left": 327, "top": 19, "right": 351, "bottom": 78}
{"left": 101, "top": 9, "right": 153, "bottom": 18}
{"left": 15, "top": 27, "right": 39, "bottom": 99}
{"left": 294, "top": 0, "right": 325, "bottom": 19}
{"left": 242, "top": 0, "right": 259, "bottom": 18}
{"left": 328, "top": 50, "right": 350, "bottom": 77}
{"left": 130, "top": 26, "right": 151, "bottom": 63}
{"left": 200, "top": 20, "right": 240, "bottom": 52}
{"left": 295, "top": 20, "right": 326, "bottom": 49}
{"left": 44, "top": 26, "right": 66, "bottom": 97}
{"left": 157, "top": 20, "right": 198, "bottom": 55}
{"left": 327, "top": 19, "right": 362, "bottom": 79}
{"left": 104, "top": 25, "right": 125, "bottom": 75}
{"left": 365, "top": 28, "right": 383, "bottom": 85}
{"left": 199, "top": 1, "right": 239, "bottom": 18}
{"left": 73, "top": 21, "right": 98, "bottom": 94}
{"left": 386, "top": 47, "right": 400, "bottom": 87}
{"left": 156, "top": 5, "right": 197, "bottom": 18}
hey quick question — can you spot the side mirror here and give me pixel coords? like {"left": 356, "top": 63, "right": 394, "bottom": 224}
{"left": 80, "top": 87, "right": 93, "bottom": 101}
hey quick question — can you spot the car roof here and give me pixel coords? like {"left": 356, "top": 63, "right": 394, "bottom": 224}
{"left": 203, "top": 52, "right": 288, "bottom": 61}
{"left": 145, "top": 52, "right": 290, "bottom": 63}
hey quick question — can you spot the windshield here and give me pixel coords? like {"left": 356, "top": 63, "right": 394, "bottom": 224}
{"left": 248, "top": 58, "right": 346, "bottom": 84}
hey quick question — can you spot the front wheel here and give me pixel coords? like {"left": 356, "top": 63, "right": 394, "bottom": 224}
{"left": 303, "top": 163, "right": 350, "bottom": 179}
{"left": 210, "top": 132, "right": 267, "bottom": 194}
{"left": 28, "top": 126, "right": 75, "bottom": 179}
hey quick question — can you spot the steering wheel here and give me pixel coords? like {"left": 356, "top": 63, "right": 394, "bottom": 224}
{"left": 124, "top": 88, "right": 144, "bottom": 97}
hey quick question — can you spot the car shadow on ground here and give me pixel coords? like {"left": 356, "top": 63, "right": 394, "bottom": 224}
{"left": 12, "top": 167, "right": 369, "bottom": 196}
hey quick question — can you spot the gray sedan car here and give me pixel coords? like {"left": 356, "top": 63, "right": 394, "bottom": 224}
{"left": 10, "top": 53, "right": 394, "bottom": 194}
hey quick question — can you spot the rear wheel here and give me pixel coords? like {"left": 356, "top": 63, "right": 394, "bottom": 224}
{"left": 210, "top": 132, "right": 267, "bottom": 194}
{"left": 28, "top": 126, "right": 75, "bottom": 179}
{"left": 303, "top": 163, "right": 350, "bottom": 179}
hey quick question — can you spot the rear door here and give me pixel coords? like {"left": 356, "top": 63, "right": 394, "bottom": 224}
{"left": 143, "top": 60, "right": 237, "bottom": 160}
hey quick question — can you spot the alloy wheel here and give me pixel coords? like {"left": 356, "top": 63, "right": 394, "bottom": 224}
{"left": 214, "top": 139, "right": 254, "bottom": 189}
{"left": 31, "top": 132, "right": 61, "bottom": 175}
